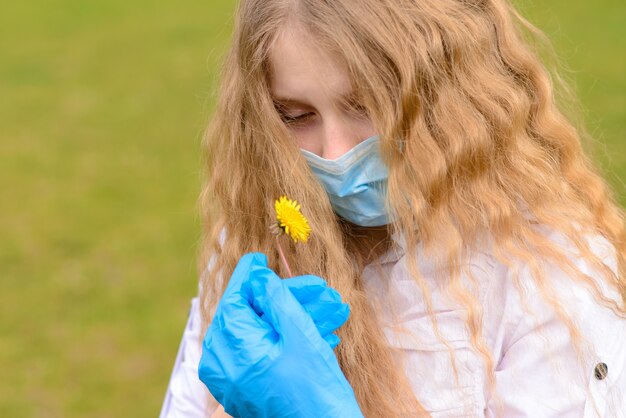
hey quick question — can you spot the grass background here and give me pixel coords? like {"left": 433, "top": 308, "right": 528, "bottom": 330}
{"left": 0, "top": 1, "right": 623, "bottom": 417}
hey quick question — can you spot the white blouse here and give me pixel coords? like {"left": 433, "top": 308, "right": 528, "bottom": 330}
{"left": 160, "top": 227, "right": 626, "bottom": 417}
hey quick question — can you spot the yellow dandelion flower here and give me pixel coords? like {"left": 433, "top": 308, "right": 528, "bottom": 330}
{"left": 274, "top": 196, "right": 312, "bottom": 243}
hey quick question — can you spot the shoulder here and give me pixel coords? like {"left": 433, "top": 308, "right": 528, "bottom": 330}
{"left": 473, "top": 223, "right": 622, "bottom": 340}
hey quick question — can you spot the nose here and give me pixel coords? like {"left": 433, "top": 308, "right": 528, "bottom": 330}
{"left": 320, "top": 119, "right": 361, "bottom": 160}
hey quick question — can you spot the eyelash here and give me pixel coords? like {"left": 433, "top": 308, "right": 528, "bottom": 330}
{"left": 275, "top": 101, "right": 368, "bottom": 126}
{"left": 280, "top": 112, "right": 314, "bottom": 126}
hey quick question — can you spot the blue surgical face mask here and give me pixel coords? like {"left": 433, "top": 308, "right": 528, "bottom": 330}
{"left": 300, "top": 135, "right": 390, "bottom": 227}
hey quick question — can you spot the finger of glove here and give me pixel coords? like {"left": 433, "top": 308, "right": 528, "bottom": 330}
{"left": 309, "top": 303, "right": 350, "bottom": 335}
{"left": 284, "top": 275, "right": 349, "bottom": 335}
{"left": 299, "top": 283, "right": 349, "bottom": 333}
{"left": 324, "top": 333, "right": 341, "bottom": 350}
{"left": 283, "top": 275, "right": 327, "bottom": 304}
{"left": 242, "top": 265, "right": 322, "bottom": 345}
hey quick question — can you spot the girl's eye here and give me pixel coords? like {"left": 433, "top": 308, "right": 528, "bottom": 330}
{"left": 280, "top": 112, "right": 314, "bottom": 126}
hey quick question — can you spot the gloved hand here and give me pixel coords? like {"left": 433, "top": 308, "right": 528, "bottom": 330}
{"left": 198, "top": 252, "right": 364, "bottom": 418}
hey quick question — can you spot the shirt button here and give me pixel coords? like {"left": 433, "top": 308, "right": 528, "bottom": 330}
{"left": 594, "top": 362, "right": 608, "bottom": 380}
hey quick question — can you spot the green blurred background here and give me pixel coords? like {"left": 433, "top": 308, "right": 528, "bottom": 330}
{"left": 0, "top": 1, "right": 623, "bottom": 417}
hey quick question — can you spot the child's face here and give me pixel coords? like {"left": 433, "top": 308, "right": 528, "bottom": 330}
{"left": 269, "top": 24, "right": 376, "bottom": 159}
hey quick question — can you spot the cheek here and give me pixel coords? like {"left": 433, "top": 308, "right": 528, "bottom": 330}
{"left": 292, "top": 129, "right": 323, "bottom": 155}
{"left": 350, "top": 116, "right": 377, "bottom": 143}
{"left": 357, "top": 128, "right": 378, "bottom": 144}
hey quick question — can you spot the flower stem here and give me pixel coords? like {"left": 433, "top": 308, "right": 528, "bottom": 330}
{"left": 274, "top": 236, "right": 293, "bottom": 277}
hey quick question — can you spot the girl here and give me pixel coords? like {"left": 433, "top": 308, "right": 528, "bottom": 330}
{"left": 161, "top": 0, "right": 626, "bottom": 416}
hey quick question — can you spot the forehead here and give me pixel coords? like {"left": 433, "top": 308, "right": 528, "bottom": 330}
{"left": 268, "top": 24, "right": 352, "bottom": 101}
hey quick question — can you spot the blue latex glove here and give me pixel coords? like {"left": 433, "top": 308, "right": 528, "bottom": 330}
{"left": 198, "top": 252, "right": 364, "bottom": 418}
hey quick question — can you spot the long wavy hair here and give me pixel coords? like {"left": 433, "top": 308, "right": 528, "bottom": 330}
{"left": 197, "top": 0, "right": 626, "bottom": 416}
